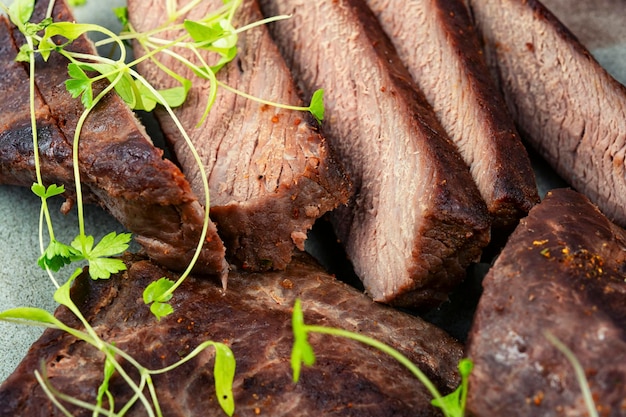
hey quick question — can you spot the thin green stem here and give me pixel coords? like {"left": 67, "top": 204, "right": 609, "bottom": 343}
{"left": 545, "top": 332, "right": 599, "bottom": 417}
{"left": 129, "top": 68, "right": 212, "bottom": 298}
{"left": 217, "top": 80, "right": 310, "bottom": 112}
{"left": 304, "top": 324, "right": 451, "bottom": 417}
{"left": 27, "top": 38, "right": 57, "bottom": 244}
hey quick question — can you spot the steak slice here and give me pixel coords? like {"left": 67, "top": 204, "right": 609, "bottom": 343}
{"left": 3, "top": 0, "right": 228, "bottom": 277}
{"left": 0, "top": 253, "right": 463, "bottom": 416}
{"left": 364, "top": 0, "right": 539, "bottom": 231}
{"left": 0, "top": 16, "right": 83, "bottom": 199}
{"left": 467, "top": 0, "right": 626, "bottom": 228}
{"left": 259, "top": 0, "right": 491, "bottom": 308}
{"left": 466, "top": 188, "right": 626, "bottom": 417}
{"left": 127, "top": 0, "right": 351, "bottom": 271}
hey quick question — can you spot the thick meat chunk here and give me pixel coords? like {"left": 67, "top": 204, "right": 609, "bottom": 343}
{"left": 467, "top": 0, "right": 626, "bottom": 227}
{"left": 1, "top": 0, "right": 228, "bottom": 277}
{"left": 128, "top": 0, "right": 351, "bottom": 271}
{"left": 0, "top": 16, "right": 81, "bottom": 199}
{"left": 0, "top": 254, "right": 463, "bottom": 416}
{"left": 364, "top": 0, "right": 539, "bottom": 230}
{"left": 259, "top": 0, "right": 491, "bottom": 308}
{"left": 466, "top": 188, "right": 626, "bottom": 417}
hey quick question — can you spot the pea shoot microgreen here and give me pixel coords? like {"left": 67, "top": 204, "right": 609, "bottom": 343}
{"left": 291, "top": 299, "right": 472, "bottom": 417}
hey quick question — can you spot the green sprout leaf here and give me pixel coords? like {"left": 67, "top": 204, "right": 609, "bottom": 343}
{"left": 8, "top": 0, "right": 35, "bottom": 27}
{"left": 42, "top": 22, "right": 100, "bottom": 44}
{"left": 431, "top": 358, "right": 473, "bottom": 417}
{"left": 308, "top": 89, "right": 325, "bottom": 123}
{"left": 22, "top": 18, "right": 53, "bottom": 37}
{"left": 79, "top": 62, "right": 136, "bottom": 106}
{"left": 38, "top": 239, "right": 80, "bottom": 272}
{"left": 31, "top": 183, "right": 65, "bottom": 199}
{"left": 134, "top": 80, "right": 191, "bottom": 112}
{"left": 40, "top": 22, "right": 102, "bottom": 60}
{"left": 87, "top": 257, "right": 127, "bottom": 280}
{"left": 290, "top": 299, "right": 316, "bottom": 383}
{"left": 149, "top": 301, "right": 174, "bottom": 320}
{"left": 65, "top": 62, "right": 94, "bottom": 108}
{"left": 15, "top": 43, "right": 33, "bottom": 62}
{"left": 0, "top": 306, "right": 61, "bottom": 328}
{"left": 70, "top": 232, "right": 131, "bottom": 280}
{"left": 86, "top": 231, "right": 131, "bottom": 259}
{"left": 113, "top": 7, "right": 129, "bottom": 30}
{"left": 143, "top": 277, "right": 175, "bottom": 304}
{"left": 68, "top": 0, "right": 87, "bottom": 6}
{"left": 143, "top": 277, "right": 175, "bottom": 320}
{"left": 184, "top": 19, "right": 238, "bottom": 73}
{"left": 53, "top": 268, "right": 83, "bottom": 311}
{"left": 184, "top": 19, "right": 237, "bottom": 49}
{"left": 213, "top": 343, "right": 236, "bottom": 416}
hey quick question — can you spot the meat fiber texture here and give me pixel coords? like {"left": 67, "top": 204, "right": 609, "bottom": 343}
{"left": 127, "top": 0, "right": 351, "bottom": 272}
{"left": 467, "top": 0, "right": 626, "bottom": 228}
{"left": 0, "top": 253, "right": 463, "bottom": 417}
{"left": 364, "top": 0, "right": 539, "bottom": 231}
{"left": 466, "top": 188, "right": 626, "bottom": 417}
{"left": 259, "top": 0, "right": 491, "bottom": 308}
{"left": 0, "top": 0, "right": 228, "bottom": 278}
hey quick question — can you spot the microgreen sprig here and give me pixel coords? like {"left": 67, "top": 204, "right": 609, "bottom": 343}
{"left": 291, "top": 299, "right": 471, "bottom": 417}
{"left": 0, "top": 276, "right": 236, "bottom": 417}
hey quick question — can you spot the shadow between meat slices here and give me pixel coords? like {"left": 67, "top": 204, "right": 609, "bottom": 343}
{"left": 0, "top": 253, "right": 463, "bottom": 417}
{"left": 0, "top": 0, "right": 228, "bottom": 278}
{"left": 127, "top": 0, "right": 351, "bottom": 272}
{"left": 259, "top": 0, "right": 491, "bottom": 308}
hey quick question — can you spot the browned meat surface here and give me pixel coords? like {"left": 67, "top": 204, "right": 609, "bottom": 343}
{"left": 0, "top": 16, "right": 83, "bottom": 199}
{"left": 259, "top": 0, "right": 491, "bottom": 308}
{"left": 365, "top": 0, "right": 539, "bottom": 231}
{"left": 466, "top": 188, "right": 626, "bottom": 417}
{"left": 127, "top": 0, "right": 351, "bottom": 271}
{"left": 467, "top": 0, "right": 626, "bottom": 227}
{"left": 0, "top": 253, "right": 463, "bottom": 416}
{"left": 2, "top": 0, "right": 228, "bottom": 277}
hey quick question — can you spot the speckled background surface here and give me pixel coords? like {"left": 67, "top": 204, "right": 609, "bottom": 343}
{"left": 0, "top": 0, "right": 625, "bottom": 383}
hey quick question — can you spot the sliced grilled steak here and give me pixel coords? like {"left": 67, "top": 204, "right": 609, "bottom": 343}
{"left": 259, "top": 0, "right": 491, "bottom": 308}
{"left": 0, "top": 253, "right": 463, "bottom": 416}
{"left": 3, "top": 0, "right": 228, "bottom": 277}
{"left": 540, "top": 0, "right": 626, "bottom": 86}
{"left": 0, "top": 16, "right": 84, "bottom": 200}
{"left": 466, "top": 188, "right": 626, "bottom": 417}
{"left": 467, "top": 0, "right": 626, "bottom": 228}
{"left": 364, "top": 0, "right": 539, "bottom": 231}
{"left": 127, "top": 0, "right": 350, "bottom": 271}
